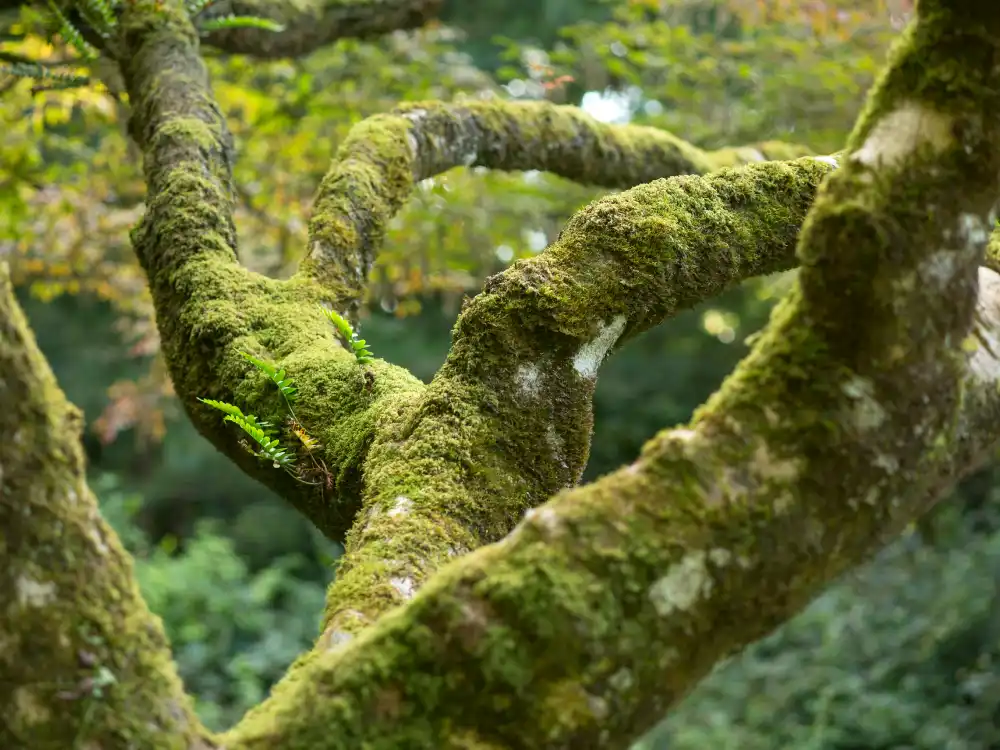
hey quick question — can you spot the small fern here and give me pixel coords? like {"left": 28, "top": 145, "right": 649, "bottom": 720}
{"left": 0, "top": 62, "right": 90, "bottom": 90}
{"left": 197, "top": 15, "right": 286, "bottom": 34}
{"left": 47, "top": 0, "right": 98, "bottom": 61}
{"left": 198, "top": 398, "right": 292, "bottom": 468}
{"left": 198, "top": 398, "right": 276, "bottom": 435}
{"left": 76, "top": 0, "right": 118, "bottom": 39}
{"left": 241, "top": 351, "right": 297, "bottom": 403}
{"left": 321, "top": 306, "right": 375, "bottom": 364}
{"left": 198, "top": 353, "right": 333, "bottom": 487}
{"left": 288, "top": 418, "right": 320, "bottom": 453}
{"left": 228, "top": 413, "right": 296, "bottom": 469}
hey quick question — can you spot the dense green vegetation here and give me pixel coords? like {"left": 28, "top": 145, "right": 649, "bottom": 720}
{"left": 5, "top": 0, "right": 999, "bottom": 746}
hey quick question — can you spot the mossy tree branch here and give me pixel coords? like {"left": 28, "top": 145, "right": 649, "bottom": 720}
{"left": 0, "top": 262, "right": 211, "bottom": 748}
{"left": 300, "top": 98, "right": 815, "bottom": 312}
{"left": 320, "top": 156, "right": 837, "bottom": 640}
{"left": 110, "top": 0, "right": 818, "bottom": 547}
{"left": 115, "top": 0, "right": 430, "bottom": 541}
{"left": 224, "top": 2, "right": 1000, "bottom": 746}
{"left": 13, "top": 0, "right": 444, "bottom": 59}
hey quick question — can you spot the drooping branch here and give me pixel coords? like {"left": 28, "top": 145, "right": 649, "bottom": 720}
{"left": 319, "top": 155, "right": 838, "bottom": 640}
{"left": 195, "top": 0, "right": 443, "bottom": 58}
{"left": 300, "top": 98, "right": 815, "bottom": 309}
{"left": 0, "top": 262, "right": 210, "bottom": 748}
{"left": 114, "top": 0, "right": 428, "bottom": 540}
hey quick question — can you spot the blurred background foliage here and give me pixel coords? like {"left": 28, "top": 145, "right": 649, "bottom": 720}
{"left": 4, "top": 0, "right": 1000, "bottom": 746}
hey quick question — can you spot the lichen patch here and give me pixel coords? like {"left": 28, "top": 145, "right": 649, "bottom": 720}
{"left": 16, "top": 576, "right": 56, "bottom": 608}
{"left": 573, "top": 316, "right": 627, "bottom": 379}
{"left": 648, "top": 549, "right": 728, "bottom": 617}
{"left": 852, "top": 102, "right": 954, "bottom": 169}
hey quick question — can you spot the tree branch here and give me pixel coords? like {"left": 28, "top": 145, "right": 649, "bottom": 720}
{"left": 116, "top": 0, "right": 429, "bottom": 541}
{"left": 195, "top": 0, "right": 443, "bottom": 58}
{"left": 114, "top": 0, "right": 818, "bottom": 546}
{"left": 0, "top": 262, "right": 211, "bottom": 748}
{"left": 319, "top": 155, "right": 838, "bottom": 639}
{"left": 299, "top": 98, "right": 815, "bottom": 311}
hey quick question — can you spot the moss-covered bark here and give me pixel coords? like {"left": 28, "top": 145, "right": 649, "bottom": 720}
{"left": 301, "top": 98, "right": 814, "bottom": 307}
{"left": 218, "top": 4, "right": 1000, "bottom": 746}
{"left": 0, "top": 263, "right": 211, "bottom": 749}
{"left": 111, "top": 0, "right": 819, "bottom": 550}
{"left": 320, "top": 156, "right": 837, "bottom": 638}
{"left": 116, "top": 0, "right": 429, "bottom": 541}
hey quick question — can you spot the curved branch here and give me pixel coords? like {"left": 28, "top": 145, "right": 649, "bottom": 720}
{"left": 319, "top": 156, "right": 837, "bottom": 639}
{"left": 300, "top": 98, "right": 815, "bottom": 309}
{"left": 117, "top": 0, "right": 426, "bottom": 540}
{"left": 196, "top": 0, "right": 443, "bottom": 58}
{"left": 0, "top": 263, "right": 209, "bottom": 748}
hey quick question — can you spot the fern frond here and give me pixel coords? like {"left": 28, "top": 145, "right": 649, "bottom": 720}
{"left": 77, "top": 0, "right": 117, "bottom": 39}
{"left": 223, "top": 414, "right": 295, "bottom": 469}
{"left": 0, "top": 62, "right": 90, "bottom": 90}
{"left": 46, "top": 0, "right": 98, "bottom": 61}
{"left": 240, "top": 352, "right": 297, "bottom": 403}
{"left": 198, "top": 398, "right": 277, "bottom": 435}
{"left": 197, "top": 15, "right": 285, "bottom": 34}
{"left": 320, "top": 306, "right": 375, "bottom": 365}
{"left": 290, "top": 423, "right": 319, "bottom": 452}
{"left": 197, "top": 397, "right": 245, "bottom": 419}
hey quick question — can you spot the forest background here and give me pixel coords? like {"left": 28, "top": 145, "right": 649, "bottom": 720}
{"left": 2, "top": 0, "right": 998, "bottom": 746}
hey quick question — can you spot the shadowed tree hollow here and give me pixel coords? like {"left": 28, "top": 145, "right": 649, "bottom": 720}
{"left": 3, "top": 0, "right": 1000, "bottom": 748}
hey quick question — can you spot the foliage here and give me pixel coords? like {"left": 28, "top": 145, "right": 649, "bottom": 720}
{"left": 499, "top": 0, "right": 904, "bottom": 153}
{"left": 320, "top": 306, "right": 376, "bottom": 364}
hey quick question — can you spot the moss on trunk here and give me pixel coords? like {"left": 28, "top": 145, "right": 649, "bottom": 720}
{"left": 0, "top": 263, "right": 212, "bottom": 749}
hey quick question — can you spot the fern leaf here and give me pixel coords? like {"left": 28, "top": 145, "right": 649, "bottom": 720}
{"left": 0, "top": 62, "right": 90, "bottom": 90}
{"left": 320, "top": 306, "right": 376, "bottom": 364}
{"left": 223, "top": 414, "right": 295, "bottom": 469}
{"left": 46, "top": 0, "right": 98, "bottom": 61}
{"left": 77, "top": 0, "right": 117, "bottom": 39}
{"left": 240, "top": 351, "right": 297, "bottom": 403}
{"left": 198, "top": 398, "right": 277, "bottom": 436}
{"left": 197, "top": 15, "right": 285, "bottom": 34}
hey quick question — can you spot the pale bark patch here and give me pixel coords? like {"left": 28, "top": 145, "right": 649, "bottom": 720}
{"left": 573, "top": 315, "right": 627, "bottom": 379}
{"left": 390, "top": 576, "right": 417, "bottom": 600}
{"left": 841, "top": 375, "right": 887, "bottom": 431}
{"left": 648, "top": 549, "right": 730, "bottom": 617}
{"left": 968, "top": 266, "right": 1000, "bottom": 384}
{"left": 388, "top": 495, "right": 412, "bottom": 517}
{"left": 852, "top": 102, "right": 954, "bottom": 169}
{"left": 16, "top": 576, "right": 56, "bottom": 608}
{"left": 516, "top": 364, "right": 542, "bottom": 397}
